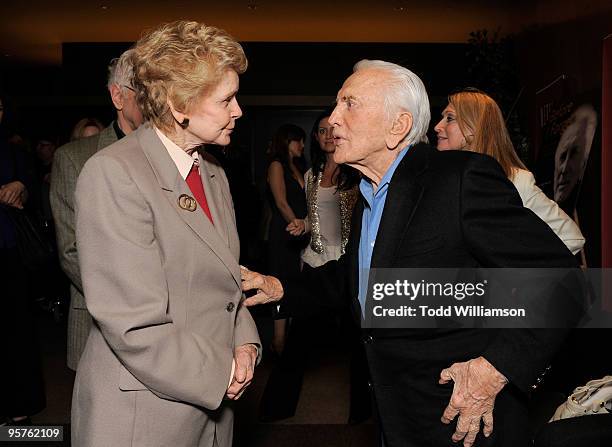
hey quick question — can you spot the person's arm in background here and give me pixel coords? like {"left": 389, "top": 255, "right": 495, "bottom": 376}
{"left": 288, "top": 169, "right": 312, "bottom": 236}
{"left": 268, "top": 161, "right": 304, "bottom": 234}
{"left": 0, "top": 144, "right": 30, "bottom": 209}
{"left": 512, "top": 169, "right": 585, "bottom": 255}
{"left": 49, "top": 146, "right": 83, "bottom": 293}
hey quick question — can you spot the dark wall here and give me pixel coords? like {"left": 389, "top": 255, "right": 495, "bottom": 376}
{"left": 515, "top": 11, "right": 612, "bottom": 266}
{"left": 1, "top": 41, "right": 471, "bottom": 145}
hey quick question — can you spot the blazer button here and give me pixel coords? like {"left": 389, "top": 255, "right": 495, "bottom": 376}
{"left": 363, "top": 335, "right": 374, "bottom": 344}
{"left": 226, "top": 302, "right": 235, "bottom": 312}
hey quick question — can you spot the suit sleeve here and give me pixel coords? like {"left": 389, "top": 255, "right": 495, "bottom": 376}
{"left": 459, "top": 156, "right": 579, "bottom": 393}
{"left": 75, "top": 155, "right": 233, "bottom": 410}
{"left": 50, "top": 147, "right": 83, "bottom": 293}
{"left": 234, "top": 301, "right": 262, "bottom": 364}
{"left": 278, "top": 256, "right": 349, "bottom": 318}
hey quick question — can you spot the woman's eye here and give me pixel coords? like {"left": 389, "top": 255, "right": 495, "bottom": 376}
{"left": 446, "top": 115, "right": 455, "bottom": 122}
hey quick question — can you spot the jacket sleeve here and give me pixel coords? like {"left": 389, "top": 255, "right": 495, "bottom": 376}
{"left": 234, "top": 301, "right": 262, "bottom": 364}
{"left": 278, "top": 256, "right": 349, "bottom": 318}
{"left": 50, "top": 147, "right": 83, "bottom": 293}
{"left": 75, "top": 154, "right": 233, "bottom": 410}
{"left": 459, "top": 156, "right": 580, "bottom": 393}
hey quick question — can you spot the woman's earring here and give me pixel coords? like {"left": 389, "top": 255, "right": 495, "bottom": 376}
{"left": 173, "top": 114, "right": 189, "bottom": 129}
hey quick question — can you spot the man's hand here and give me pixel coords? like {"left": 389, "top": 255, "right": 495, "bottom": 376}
{"left": 0, "top": 181, "right": 26, "bottom": 209}
{"left": 439, "top": 356, "right": 508, "bottom": 447}
{"left": 226, "top": 344, "right": 258, "bottom": 400}
{"left": 286, "top": 218, "right": 305, "bottom": 236}
{"left": 240, "top": 266, "right": 284, "bottom": 307}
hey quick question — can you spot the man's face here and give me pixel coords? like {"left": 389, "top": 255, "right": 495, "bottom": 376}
{"left": 329, "top": 69, "right": 390, "bottom": 169}
{"left": 36, "top": 140, "right": 56, "bottom": 163}
{"left": 120, "top": 86, "right": 144, "bottom": 133}
{"left": 553, "top": 106, "right": 597, "bottom": 203}
{"left": 110, "top": 83, "right": 143, "bottom": 134}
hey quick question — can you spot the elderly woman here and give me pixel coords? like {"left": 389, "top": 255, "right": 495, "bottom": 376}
{"left": 71, "top": 21, "right": 260, "bottom": 447}
{"left": 434, "top": 88, "right": 585, "bottom": 255}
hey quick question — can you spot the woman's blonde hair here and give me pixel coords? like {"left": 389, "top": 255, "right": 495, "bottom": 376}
{"left": 132, "top": 21, "right": 247, "bottom": 133}
{"left": 449, "top": 89, "right": 525, "bottom": 179}
{"left": 70, "top": 117, "right": 104, "bottom": 141}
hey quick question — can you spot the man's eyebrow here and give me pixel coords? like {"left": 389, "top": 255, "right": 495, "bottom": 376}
{"left": 337, "top": 95, "right": 357, "bottom": 102}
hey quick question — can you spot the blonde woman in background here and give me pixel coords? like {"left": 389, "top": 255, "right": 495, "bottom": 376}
{"left": 434, "top": 88, "right": 585, "bottom": 255}
{"left": 70, "top": 117, "right": 104, "bottom": 141}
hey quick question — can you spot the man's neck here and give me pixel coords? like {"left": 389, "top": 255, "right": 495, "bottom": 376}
{"left": 361, "top": 150, "right": 402, "bottom": 190}
{"left": 116, "top": 115, "right": 133, "bottom": 136}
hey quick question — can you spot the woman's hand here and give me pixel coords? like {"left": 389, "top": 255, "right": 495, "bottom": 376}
{"left": 0, "top": 181, "right": 27, "bottom": 209}
{"left": 286, "top": 218, "right": 305, "bottom": 236}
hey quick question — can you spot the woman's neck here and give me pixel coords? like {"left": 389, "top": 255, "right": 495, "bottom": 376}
{"left": 321, "top": 154, "right": 339, "bottom": 187}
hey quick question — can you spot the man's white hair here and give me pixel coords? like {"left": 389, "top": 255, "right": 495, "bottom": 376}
{"left": 107, "top": 49, "right": 136, "bottom": 90}
{"left": 354, "top": 59, "right": 430, "bottom": 146}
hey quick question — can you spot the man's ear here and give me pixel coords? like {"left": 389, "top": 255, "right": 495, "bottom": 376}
{"left": 386, "top": 111, "right": 413, "bottom": 149}
{"left": 109, "top": 84, "right": 124, "bottom": 111}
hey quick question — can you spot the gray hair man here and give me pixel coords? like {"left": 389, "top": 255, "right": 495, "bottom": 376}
{"left": 242, "top": 59, "right": 578, "bottom": 447}
{"left": 50, "top": 49, "right": 144, "bottom": 370}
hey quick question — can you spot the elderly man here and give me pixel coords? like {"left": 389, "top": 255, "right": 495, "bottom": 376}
{"left": 242, "top": 60, "right": 578, "bottom": 447}
{"left": 50, "top": 49, "right": 143, "bottom": 371}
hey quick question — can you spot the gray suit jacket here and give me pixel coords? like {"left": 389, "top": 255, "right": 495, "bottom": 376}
{"left": 71, "top": 125, "right": 260, "bottom": 447}
{"left": 49, "top": 125, "right": 118, "bottom": 370}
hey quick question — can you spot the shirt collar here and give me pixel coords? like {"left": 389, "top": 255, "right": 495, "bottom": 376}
{"left": 154, "top": 127, "right": 199, "bottom": 180}
{"left": 359, "top": 145, "right": 411, "bottom": 205}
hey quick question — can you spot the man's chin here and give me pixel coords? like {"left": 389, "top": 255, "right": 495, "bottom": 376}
{"left": 332, "top": 150, "right": 347, "bottom": 164}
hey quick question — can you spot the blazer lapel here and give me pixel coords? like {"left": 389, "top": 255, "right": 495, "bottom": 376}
{"left": 370, "top": 143, "right": 431, "bottom": 268}
{"left": 136, "top": 126, "right": 241, "bottom": 288}
{"left": 198, "top": 153, "right": 230, "bottom": 248}
{"left": 347, "top": 198, "right": 365, "bottom": 322}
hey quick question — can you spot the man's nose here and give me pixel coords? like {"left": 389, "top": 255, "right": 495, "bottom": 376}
{"left": 329, "top": 106, "right": 341, "bottom": 126}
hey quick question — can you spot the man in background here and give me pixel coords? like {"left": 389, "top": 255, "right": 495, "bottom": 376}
{"left": 50, "top": 49, "right": 143, "bottom": 371}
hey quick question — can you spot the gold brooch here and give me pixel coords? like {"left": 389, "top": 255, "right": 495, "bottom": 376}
{"left": 178, "top": 194, "right": 197, "bottom": 212}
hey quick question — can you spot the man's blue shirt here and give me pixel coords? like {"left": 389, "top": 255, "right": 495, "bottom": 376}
{"left": 358, "top": 146, "right": 411, "bottom": 316}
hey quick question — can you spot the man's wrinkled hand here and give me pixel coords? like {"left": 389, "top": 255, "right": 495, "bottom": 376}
{"left": 226, "top": 344, "right": 258, "bottom": 400}
{"left": 439, "top": 356, "right": 508, "bottom": 447}
{"left": 240, "top": 266, "right": 284, "bottom": 307}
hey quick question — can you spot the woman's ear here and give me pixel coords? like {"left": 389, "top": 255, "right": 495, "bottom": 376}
{"left": 385, "top": 111, "right": 413, "bottom": 149}
{"left": 462, "top": 126, "right": 475, "bottom": 149}
{"left": 167, "top": 99, "right": 189, "bottom": 129}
